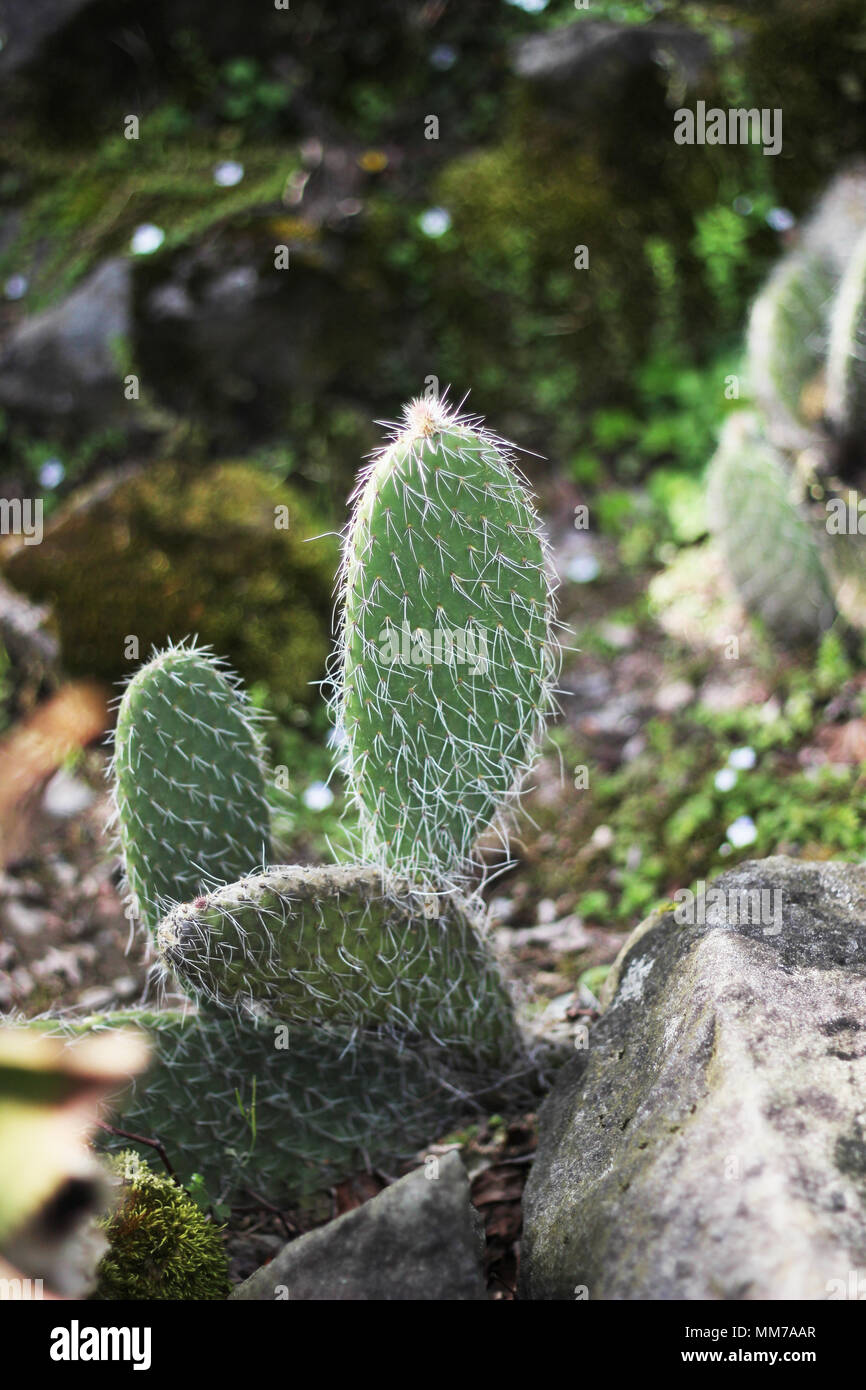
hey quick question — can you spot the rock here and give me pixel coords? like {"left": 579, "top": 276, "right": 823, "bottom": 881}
{"left": 520, "top": 857, "right": 866, "bottom": 1301}
{"left": 0, "top": 259, "right": 131, "bottom": 425}
{"left": 511, "top": 19, "right": 718, "bottom": 108}
{"left": 3, "top": 461, "right": 338, "bottom": 700}
{"left": 231, "top": 1151, "right": 486, "bottom": 1301}
{"left": 0, "top": 0, "right": 93, "bottom": 80}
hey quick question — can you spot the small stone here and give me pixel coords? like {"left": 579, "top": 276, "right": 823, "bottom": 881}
{"left": 230, "top": 1151, "right": 485, "bottom": 1300}
{"left": 2, "top": 900, "right": 47, "bottom": 936}
{"left": 654, "top": 679, "right": 694, "bottom": 713}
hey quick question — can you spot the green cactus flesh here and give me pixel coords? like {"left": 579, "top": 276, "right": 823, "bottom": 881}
{"left": 706, "top": 413, "right": 835, "bottom": 645}
{"left": 48, "top": 1009, "right": 519, "bottom": 1204}
{"left": 112, "top": 643, "right": 271, "bottom": 934}
{"left": 826, "top": 228, "right": 866, "bottom": 441}
{"left": 337, "top": 397, "right": 559, "bottom": 876}
{"left": 157, "top": 865, "right": 521, "bottom": 1067}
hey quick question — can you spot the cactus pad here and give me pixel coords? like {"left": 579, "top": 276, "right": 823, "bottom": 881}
{"left": 706, "top": 413, "right": 835, "bottom": 645}
{"left": 112, "top": 643, "right": 271, "bottom": 933}
{"left": 336, "top": 396, "right": 559, "bottom": 877}
{"left": 157, "top": 865, "right": 520, "bottom": 1067}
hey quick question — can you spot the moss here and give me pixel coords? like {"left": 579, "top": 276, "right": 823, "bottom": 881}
{"left": 3, "top": 461, "right": 338, "bottom": 702}
{"left": 94, "top": 1151, "right": 229, "bottom": 1301}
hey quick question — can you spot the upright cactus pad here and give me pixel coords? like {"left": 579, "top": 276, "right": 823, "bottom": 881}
{"left": 112, "top": 643, "right": 271, "bottom": 933}
{"left": 826, "top": 228, "right": 866, "bottom": 441}
{"left": 157, "top": 865, "right": 520, "bottom": 1067}
{"left": 336, "top": 396, "right": 559, "bottom": 877}
{"left": 706, "top": 413, "right": 835, "bottom": 645}
{"left": 746, "top": 252, "right": 837, "bottom": 447}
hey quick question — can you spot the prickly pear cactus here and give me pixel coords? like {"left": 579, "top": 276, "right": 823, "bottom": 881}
{"left": 706, "top": 413, "right": 835, "bottom": 645}
{"left": 157, "top": 865, "right": 520, "bottom": 1066}
{"left": 336, "top": 396, "right": 559, "bottom": 877}
{"left": 46, "top": 395, "right": 565, "bottom": 1206}
{"left": 746, "top": 251, "right": 836, "bottom": 448}
{"left": 112, "top": 642, "right": 270, "bottom": 933}
{"left": 826, "top": 228, "right": 866, "bottom": 441}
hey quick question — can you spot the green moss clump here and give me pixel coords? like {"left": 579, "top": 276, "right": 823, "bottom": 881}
{"left": 3, "top": 461, "right": 338, "bottom": 702}
{"left": 94, "top": 1151, "right": 229, "bottom": 1301}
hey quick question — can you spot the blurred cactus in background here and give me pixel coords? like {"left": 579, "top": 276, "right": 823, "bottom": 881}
{"left": 44, "top": 396, "right": 563, "bottom": 1205}
{"left": 707, "top": 165, "right": 866, "bottom": 645}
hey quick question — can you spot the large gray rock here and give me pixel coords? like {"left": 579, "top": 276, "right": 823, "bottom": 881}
{"left": 521, "top": 857, "right": 866, "bottom": 1300}
{"left": 231, "top": 1151, "right": 486, "bottom": 1301}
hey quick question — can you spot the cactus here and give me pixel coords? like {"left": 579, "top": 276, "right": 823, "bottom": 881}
{"left": 826, "top": 228, "right": 866, "bottom": 441}
{"left": 709, "top": 170, "right": 866, "bottom": 647}
{"left": 111, "top": 642, "right": 270, "bottom": 933}
{"left": 706, "top": 413, "right": 835, "bottom": 645}
{"left": 745, "top": 251, "right": 836, "bottom": 447}
{"left": 335, "top": 396, "right": 559, "bottom": 879}
{"left": 51, "top": 1008, "right": 528, "bottom": 1204}
{"left": 47, "top": 393, "right": 562, "bottom": 1204}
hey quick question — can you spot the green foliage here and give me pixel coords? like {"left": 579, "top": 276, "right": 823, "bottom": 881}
{"left": 535, "top": 630, "right": 866, "bottom": 927}
{"left": 95, "top": 1151, "right": 229, "bottom": 1301}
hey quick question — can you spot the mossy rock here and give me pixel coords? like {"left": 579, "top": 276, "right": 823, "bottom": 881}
{"left": 2, "top": 461, "right": 338, "bottom": 702}
{"left": 94, "top": 1151, "right": 229, "bottom": 1301}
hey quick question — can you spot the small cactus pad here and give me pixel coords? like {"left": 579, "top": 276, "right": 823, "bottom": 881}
{"left": 746, "top": 252, "right": 837, "bottom": 447}
{"left": 157, "top": 865, "right": 520, "bottom": 1067}
{"left": 826, "top": 228, "right": 866, "bottom": 440}
{"left": 112, "top": 643, "right": 271, "bottom": 933}
{"left": 337, "top": 396, "right": 559, "bottom": 876}
{"left": 706, "top": 413, "right": 835, "bottom": 645}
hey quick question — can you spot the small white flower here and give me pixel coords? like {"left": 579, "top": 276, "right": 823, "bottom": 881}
{"left": 726, "top": 815, "right": 758, "bottom": 849}
{"left": 418, "top": 207, "right": 451, "bottom": 238}
{"left": 728, "top": 746, "right": 756, "bottom": 770}
{"left": 39, "top": 458, "right": 65, "bottom": 489}
{"left": 714, "top": 768, "right": 737, "bottom": 793}
{"left": 302, "top": 781, "right": 334, "bottom": 811}
{"left": 4, "top": 273, "right": 28, "bottom": 300}
{"left": 131, "top": 224, "right": 165, "bottom": 255}
{"left": 213, "top": 161, "right": 244, "bottom": 188}
{"left": 566, "top": 554, "right": 600, "bottom": 584}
